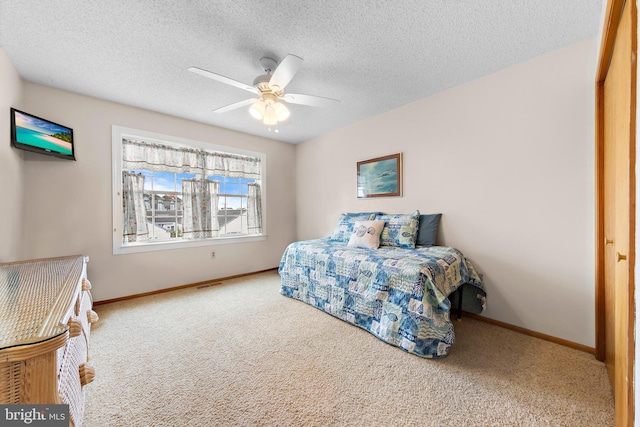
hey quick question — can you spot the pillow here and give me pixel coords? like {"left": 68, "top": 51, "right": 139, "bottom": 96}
{"left": 376, "top": 210, "right": 420, "bottom": 248}
{"left": 347, "top": 220, "right": 385, "bottom": 249}
{"left": 416, "top": 214, "right": 442, "bottom": 246}
{"left": 329, "top": 212, "right": 380, "bottom": 242}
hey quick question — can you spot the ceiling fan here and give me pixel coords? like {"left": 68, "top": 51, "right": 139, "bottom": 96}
{"left": 188, "top": 54, "right": 340, "bottom": 130}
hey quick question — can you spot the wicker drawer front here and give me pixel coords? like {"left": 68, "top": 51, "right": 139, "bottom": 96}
{"left": 58, "top": 267, "right": 96, "bottom": 427}
{"left": 58, "top": 327, "right": 88, "bottom": 427}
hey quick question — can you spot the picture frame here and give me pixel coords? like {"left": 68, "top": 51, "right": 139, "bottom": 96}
{"left": 357, "top": 153, "right": 402, "bottom": 198}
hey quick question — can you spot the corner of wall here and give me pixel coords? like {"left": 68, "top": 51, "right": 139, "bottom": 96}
{"left": 0, "top": 48, "right": 25, "bottom": 261}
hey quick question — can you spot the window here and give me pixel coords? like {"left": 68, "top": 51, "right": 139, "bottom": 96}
{"left": 112, "top": 126, "right": 266, "bottom": 254}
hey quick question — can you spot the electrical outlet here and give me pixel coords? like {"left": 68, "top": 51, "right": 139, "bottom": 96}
{"left": 211, "top": 251, "right": 216, "bottom": 259}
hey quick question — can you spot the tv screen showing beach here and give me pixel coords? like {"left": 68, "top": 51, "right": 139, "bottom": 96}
{"left": 13, "top": 110, "right": 73, "bottom": 156}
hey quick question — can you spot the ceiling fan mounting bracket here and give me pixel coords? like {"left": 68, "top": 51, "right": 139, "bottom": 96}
{"left": 259, "top": 57, "right": 278, "bottom": 74}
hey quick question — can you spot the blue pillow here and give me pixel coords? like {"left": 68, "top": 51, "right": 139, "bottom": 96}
{"left": 329, "top": 212, "right": 381, "bottom": 242}
{"left": 416, "top": 214, "right": 442, "bottom": 246}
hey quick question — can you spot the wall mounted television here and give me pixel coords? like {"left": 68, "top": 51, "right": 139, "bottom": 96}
{"left": 10, "top": 108, "right": 75, "bottom": 160}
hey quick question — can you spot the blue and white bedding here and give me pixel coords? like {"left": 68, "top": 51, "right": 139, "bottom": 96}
{"left": 279, "top": 238, "right": 486, "bottom": 358}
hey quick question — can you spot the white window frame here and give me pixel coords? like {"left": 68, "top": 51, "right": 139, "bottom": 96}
{"left": 112, "top": 125, "right": 267, "bottom": 255}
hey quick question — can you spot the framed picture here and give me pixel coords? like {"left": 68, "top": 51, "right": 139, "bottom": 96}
{"left": 357, "top": 153, "right": 402, "bottom": 198}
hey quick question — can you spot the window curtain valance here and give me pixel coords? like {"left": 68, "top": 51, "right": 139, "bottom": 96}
{"left": 122, "top": 138, "right": 261, "bottom": 179}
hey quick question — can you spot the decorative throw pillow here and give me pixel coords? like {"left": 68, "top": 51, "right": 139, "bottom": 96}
{"left": 329, "top": 212, "right": 380, "bottom": 242}
{"left": 416, "top": 213, "right": 442, "bottom": 246}
{"left": 347, "top": 220, "right": 385, "bottom": 249}
{"left": 376, "top": 210, "right": 420, "bottom": 248}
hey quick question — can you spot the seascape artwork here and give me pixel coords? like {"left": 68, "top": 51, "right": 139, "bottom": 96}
{"left": 14, "top": 110, "right": 73, "bottom": 155}
{"left": 357, "top": 153, "right": 401, "bottom": 198}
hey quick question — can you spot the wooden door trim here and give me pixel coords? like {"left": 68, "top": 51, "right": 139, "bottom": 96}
{"left": 596, "top": 79, "right": 605, "bottom": 363}
{"left": 597, "top": 0, "right": 627, "bottom": 82}
{"left": 627, "top": 2, "right": 637, "bottom": 420}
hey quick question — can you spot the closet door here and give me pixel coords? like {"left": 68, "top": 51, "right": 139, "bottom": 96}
{"left": 598, "top": 0, "right": 636, "bottom": 425}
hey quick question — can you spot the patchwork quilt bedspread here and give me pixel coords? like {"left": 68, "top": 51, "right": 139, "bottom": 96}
{"left": 279, "top": 238, "right": 486, "bottom": 358}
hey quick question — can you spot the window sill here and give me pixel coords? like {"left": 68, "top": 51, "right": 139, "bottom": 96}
{"left": 113, "top": 234, "right": 267, "bottom": 255}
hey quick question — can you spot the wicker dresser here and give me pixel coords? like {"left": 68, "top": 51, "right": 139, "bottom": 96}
{"left": 0, "top": 255, "right": 98, "bottom": 427}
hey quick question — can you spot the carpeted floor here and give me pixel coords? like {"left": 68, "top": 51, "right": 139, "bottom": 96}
{"left": 84, "top": 270, "right": 613, "bottom": 426}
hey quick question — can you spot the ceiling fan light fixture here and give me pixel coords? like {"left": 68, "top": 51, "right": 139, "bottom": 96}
{"left": 273, "top": 102, "right": 290, "bottom": 121}
{"left": 263, "top": 105, "right": 277, "bottom": 126}
{"left": 249, "top": 99, "right": 265, "bottom": 120}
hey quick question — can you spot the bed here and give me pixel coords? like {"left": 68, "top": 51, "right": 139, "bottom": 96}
{"left": 278, "top": 211, "right": 486, "bottom": 358}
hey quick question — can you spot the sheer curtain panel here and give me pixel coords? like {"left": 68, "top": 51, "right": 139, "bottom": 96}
{"left": 247, "top": 183, "right": 262, "bottom": 234}
{"left": 122, "top": 171, "right": 149, "bottom": 243}
{"left": 182, "top": 179, "right": 220, "bottom": 239}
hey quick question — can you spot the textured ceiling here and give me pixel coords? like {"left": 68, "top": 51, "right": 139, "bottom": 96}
{"left": 0, "top": 1, "right": 603, "bottom": 144}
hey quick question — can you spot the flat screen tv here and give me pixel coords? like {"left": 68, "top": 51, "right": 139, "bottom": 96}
{"left": 10, "top": 108, "right": 75, "bottom": 160}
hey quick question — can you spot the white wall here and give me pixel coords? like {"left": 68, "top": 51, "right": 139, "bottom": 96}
{"left": 19, "top": 83, "right": 297, "bottom": 301}
{"left": 0, "top": 49, "right": 25, "bottom": 262}
{"left": 296, "top": 39, "right": 597, "bottom": 347}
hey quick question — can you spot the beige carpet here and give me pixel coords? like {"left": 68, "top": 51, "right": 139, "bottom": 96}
{"left": 84, "top": 270, "right": 613, "bottom": 426}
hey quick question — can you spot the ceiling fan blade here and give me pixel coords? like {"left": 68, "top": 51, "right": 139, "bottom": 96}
{"left": 282, "top": 93, "right": 341, "bottom": 107}
{"left": 189, "top": 66, "right": 260, "bottom": 95}
{"left": 213, "top": 98, "right": 258, "bottom": 113}
{"left": 268, "top": 54, "right": 303, "bottom": 91}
